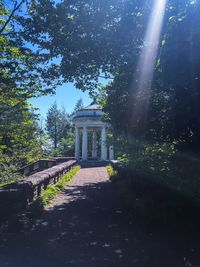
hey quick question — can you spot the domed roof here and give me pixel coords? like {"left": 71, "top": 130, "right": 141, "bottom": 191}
{"left": 73, "top": 100, "right": 103, "bottom": 121}
{"left": 81, "top": 99, "right": 102, "bottom": 111}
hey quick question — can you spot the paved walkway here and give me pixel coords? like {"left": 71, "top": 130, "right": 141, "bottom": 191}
{"left": 0, "top": 167, "right": 199, "bottom": 267}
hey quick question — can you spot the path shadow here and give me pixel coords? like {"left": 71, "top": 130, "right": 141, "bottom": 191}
{"left": 0, "top": 178, "right": 200, "bottom": 267}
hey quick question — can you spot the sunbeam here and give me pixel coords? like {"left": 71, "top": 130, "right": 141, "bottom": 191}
{"left": 133, "top": 0, "right": 167, "bottom": 118}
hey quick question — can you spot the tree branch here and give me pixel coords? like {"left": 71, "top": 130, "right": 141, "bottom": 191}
{"left": 1, "top": 31, "right": 25, "bottom": 36}
{"left": 98, "top": 75, "right": 114, "bottom": 80}
{"left": 0, "top": 0, "right": 25, "bottom": 35}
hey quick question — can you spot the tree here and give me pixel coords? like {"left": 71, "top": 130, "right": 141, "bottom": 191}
{"left": 3, "top": 0, "right": 200, "bottom": 153}
{"left": 74, "top": 98, "right": 84, "bottom": 112}
{"left": 19, "top": 0, "right": 200, "bottom": 151}
{"left": 46, "top": 102, "right": 70, "bottom": 150}
{"left": 18, "top": 0, "right": 149, "bottom": 90}
{"left": 58, "top": 132, "right": 75, "bottom": 157}
{"left": 0, "top": 1, "right": 61, "bottom": 161}
{"left": 70, "top": 98, "right": 84, "bottom": 119}
{"left": 46, "top": 102, "right": 60, "bottom": 149}
{"left": 102, "top": 1, "right": 200, "bottom": 150}
{"left": 0, "top": 100, "right": 43, "bottom": 183}
{"left": 0, "top": 0, "right": 61, "bottom": 105}
{"left": 0, "top": 1, "right": 51, "bottom": 183}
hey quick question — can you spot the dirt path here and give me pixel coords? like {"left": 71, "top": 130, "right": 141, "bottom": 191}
{"left": 0, "top": 166, "right": 198, "bottom": 267}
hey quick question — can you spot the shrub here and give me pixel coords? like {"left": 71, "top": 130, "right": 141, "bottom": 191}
{"left": 0, "top": 153, "right": 23, "bottom": 185}
{"left": 111, "top": 137, "right": 200, "bottom": 227}
{"left": 107, "top": 165, "right": 118, "bottom": 178}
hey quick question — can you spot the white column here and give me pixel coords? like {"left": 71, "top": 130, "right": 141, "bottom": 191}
{"left": 92, "top": 130, "right": 97, "bottom": 159}
{"left": 82, "top": 126, "right": 88, "bottom": 160}
{"left": 101, "top": 126, "right": 107, "bottom": 160}
{"left": 75, "top": 126, "right": 80, "bottom": 160}
{"left": 109, "top": 145, "right": 114, "bottom": 160}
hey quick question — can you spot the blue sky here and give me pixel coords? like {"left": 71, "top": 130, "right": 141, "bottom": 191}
{"left": 30, "top": 77, "right": 110, "bottom": 118}
{"left": 30, "top": 83, "right": 92, "bottom": 118}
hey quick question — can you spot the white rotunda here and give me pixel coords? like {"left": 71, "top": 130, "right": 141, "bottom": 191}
{"left": 73, "top": 101, "right": 114, "bottom": 161}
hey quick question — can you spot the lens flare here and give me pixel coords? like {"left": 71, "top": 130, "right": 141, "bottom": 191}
{"left": 133, "top": 0, "right": 167, "bottom": 119}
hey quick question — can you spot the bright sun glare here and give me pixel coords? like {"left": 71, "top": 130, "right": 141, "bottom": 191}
{"left": 134, "top": 0, "right": 167, "bottom": 117}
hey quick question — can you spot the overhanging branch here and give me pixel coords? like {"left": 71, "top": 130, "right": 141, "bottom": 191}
{"left": 0, "top": 0, "right": 25, "bottom": 35}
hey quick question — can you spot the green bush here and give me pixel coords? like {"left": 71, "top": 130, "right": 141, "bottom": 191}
{"left": 117, "top": 139, "right": 177, "bottom": 179}
{"left": 111, "top": 136, "right": 200, "bottom": 228}
{"left": 0, "top": 153, "right": 23, "bottom": 185}
{"left": 107, "top": 165, "right": 118, "bottom": 178}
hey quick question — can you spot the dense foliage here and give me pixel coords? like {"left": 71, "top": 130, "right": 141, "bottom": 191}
{"left": 0, "top": 1, "right": 75, "bottom": 183}
{"left": 1, "top": 0, "right": 200, "bottom": 206}
{"left": 100, "top": 1, "right": 200, "bottom": 204}
{"left": 0, "top": 1, "right": 44, "bottom": 183}
{"left": 17, "top": 0, "right": 200, "bottom": 148}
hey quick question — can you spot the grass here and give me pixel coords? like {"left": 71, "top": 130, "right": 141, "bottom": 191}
{"left": 38, "top": 165, "right": 80, "bottom": 206}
